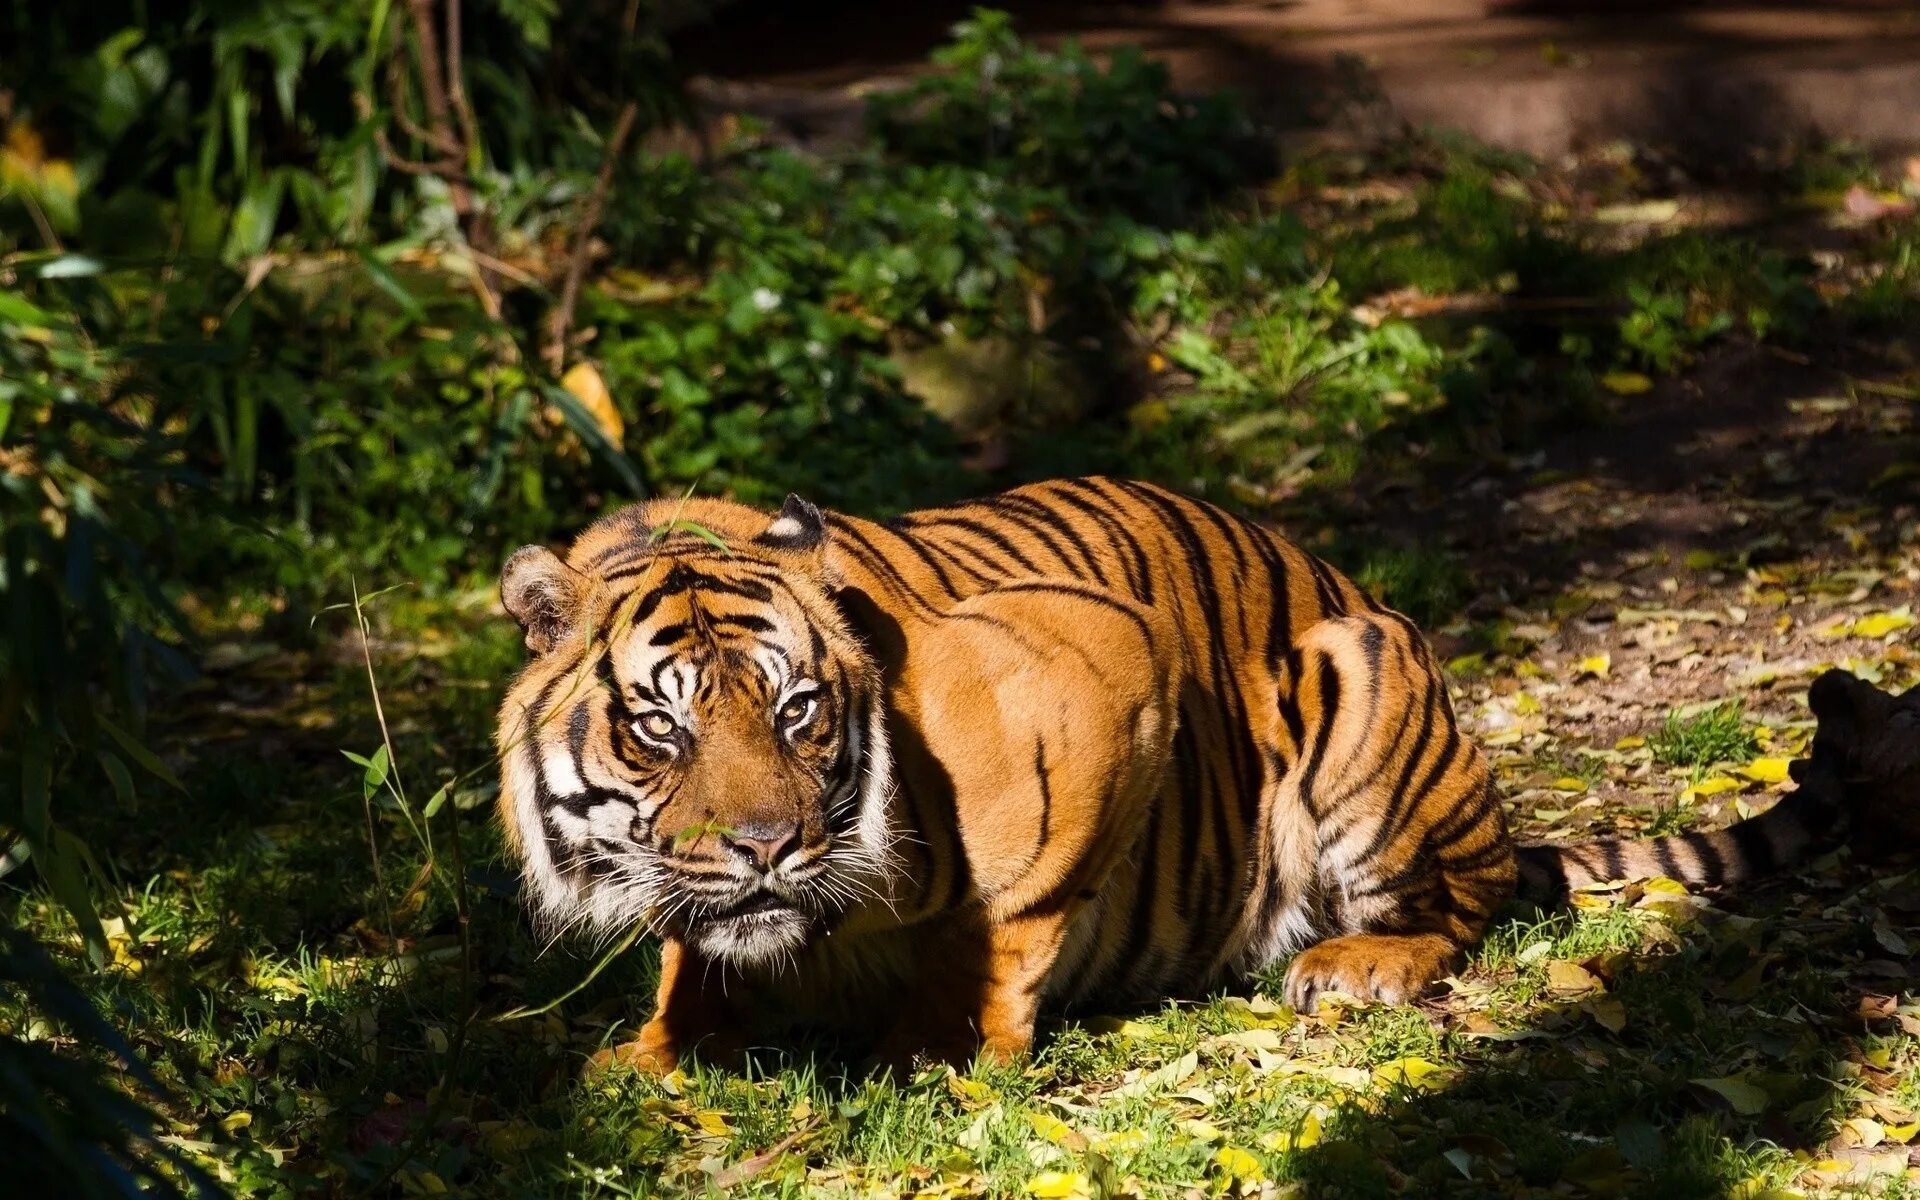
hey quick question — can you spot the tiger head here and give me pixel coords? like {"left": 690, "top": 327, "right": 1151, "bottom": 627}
{"left": 493, "top": 495, "right": 894, "bottom": 969}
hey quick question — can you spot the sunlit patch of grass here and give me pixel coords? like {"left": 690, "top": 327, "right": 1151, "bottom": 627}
{"left": 1650, "top": 701, "right": 1759, "bottom": 770}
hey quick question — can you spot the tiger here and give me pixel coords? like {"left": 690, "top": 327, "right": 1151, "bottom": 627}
{"left": 493, "top": 477, "right": 1846, "bottom": 1073}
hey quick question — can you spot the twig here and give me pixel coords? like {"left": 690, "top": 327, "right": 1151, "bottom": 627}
{"left": 544, "top": 102, "right": 639, "bottom": 372}
{"left": 444, "top": 0, "right": 483, "bottom": 178}
{"left": 372, "top": 129, "right": 473, "bottom": 183}
{"left": 386, "top": 56, "right": 460, "bottom": 157}
{"left": 401, "top": 0, "right": 497, "bottom": 311}
{"left": 712, "top": 1117, "right": 825, "bottom": 1188}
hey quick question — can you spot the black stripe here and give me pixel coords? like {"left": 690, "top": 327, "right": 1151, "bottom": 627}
{"left": 1000, "top": 493, "right": 1113, "bottom": 587}
{"left": 1051, "top": 479, "right": 1154, "bottom": 603}
{"left": 1033, "top": 737, "right": 1053, "bottom": 843}
{"left": 926, "top": 513, "right": 1045, "bottom": 576}
{"left": 1295, "top": 656, "right": 1345, "bottom": 820}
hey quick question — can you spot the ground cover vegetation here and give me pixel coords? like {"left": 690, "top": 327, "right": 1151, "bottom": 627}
{"left": 5, "top": 4, "right": 1920, "bottom": 1195}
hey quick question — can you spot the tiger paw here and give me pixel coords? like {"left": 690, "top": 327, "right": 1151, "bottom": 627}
{"left": 585, "top": 1018, "right": 745, "bottom": 1078}
{"left": 868, "top": 1026, "right": 984, "bottom": 1080}
{"left": 586, "top": 1037, "right": 678, "bottom": 1078}
{"left": 1283, "top": 933, "right": 1456, "bottom": 1012}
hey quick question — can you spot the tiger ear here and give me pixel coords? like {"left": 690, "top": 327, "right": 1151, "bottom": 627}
{"left": 754, "top": 494, "right": 828, "bottom": 554}
{"left": 501, "top": 545, "right": 589, "bottom": 654}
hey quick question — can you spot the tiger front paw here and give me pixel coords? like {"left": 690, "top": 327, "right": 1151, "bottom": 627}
{"left": 1283, "top": 933, "right": 1456, "bottom": 1012}
{"left": 585, "top": 1014, "right": 744, "bottom": 1078}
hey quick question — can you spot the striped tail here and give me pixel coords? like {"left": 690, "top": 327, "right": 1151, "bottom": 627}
{"left": 1515, "top": 757, "right": 1848, "bottom": 904}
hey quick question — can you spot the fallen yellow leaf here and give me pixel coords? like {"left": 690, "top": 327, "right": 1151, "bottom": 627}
{"left": 1024, "top": 1171, "right": 1092, "bottom": 1199}
{"left": 1026, "top": 1110, "right": 1082, "bottom": 1148}
{"left": 1844, "top": 1117, "right": 1886, "bottom": 1148}
{"left": 1681, "top": 776, "right": 1745, "bottom": 802}
{"left": 478, "top": 1119, "right": 545, "bottom": 1157}
{"left": 1088, "top": 1128, "right": 1149, "bottom": 1152}
{"left": 1737, "top": 757, "right": 1792, "bottom": 784}
{"left": 1083, "top": 1015, "right": 1160, "bottom": 1040}
{"left": 1692, "top": 1074, "right": 1770, "bottom": 1115}
{"left": 1584, "top": 995, "right": 1627, "bottom": 1032}
{"left": 1601, "top": 371, "right": 1654, "bottom": 395}
{"left": 1851, "top": 609, "right": 1915, "bottom": 639}
{"left": 1213, "top": 1146, "right": 1265, "bottom": 1183}
{"left": 1372, "top": 1057, "right": 1451, "bottom": 1091}
{"left": 1545, "top": 960, "right": 1600, "bottom": 994}
{"left": 1576, "top": 653, "right": 1612, "bottom": 679}
{"left": 1180, "top": 1118, "right": 1224, "bottom": 1144}
{"left": 947, "top": 1074, "right": 998, "bottom": 1106}
{"left": 1261, "top": 1111, "right": 1324, "bottom": 1153}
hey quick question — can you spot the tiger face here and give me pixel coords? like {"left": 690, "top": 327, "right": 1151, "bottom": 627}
{"left": 494, "top": 496, "right": 895, "bottom": 969}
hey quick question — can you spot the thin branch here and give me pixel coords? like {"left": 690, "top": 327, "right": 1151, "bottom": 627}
{"left": 372, "top": 127, "right": 473, "bottom": 185}
{"left": 444, "top": 0, "right": 483, "bottom": 176}
{"left": 402, "top": 0, "right": 497, "bottom": 310}
{"left": 544, "top": 102, "right": 639, "bottom": 372}
{"left": 386, "top": 56, "right": 460, "bottom": 157}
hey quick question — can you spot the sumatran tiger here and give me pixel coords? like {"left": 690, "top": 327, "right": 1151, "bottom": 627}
{"left": 494, "top": 478, "right": 1843, "bottom": 1072}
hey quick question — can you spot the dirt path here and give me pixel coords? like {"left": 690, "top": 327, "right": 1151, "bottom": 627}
{"left": 1322, "top": 338, "right": 1920, "bottom": 846}
{"left": 672, "top": 1, "right": 1920, "bottom": 161}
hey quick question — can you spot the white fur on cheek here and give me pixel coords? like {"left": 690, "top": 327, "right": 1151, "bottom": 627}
{"left": 854, "top": 690, "right": 896, "bottom": 866}
{"left": 503, "top": 740, "right": 578, "bottom": 926}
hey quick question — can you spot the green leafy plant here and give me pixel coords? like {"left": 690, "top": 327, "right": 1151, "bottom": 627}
{"left": 1649, "top": 702, "right": 1759, "bottom": 770}
{"left": 868, "top": 8, "right": 1254, "bottom": 225}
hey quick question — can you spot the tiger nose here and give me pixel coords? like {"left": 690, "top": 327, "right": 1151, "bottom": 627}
{"left": 722, "top": 821, "right": 801, "bottom": 871}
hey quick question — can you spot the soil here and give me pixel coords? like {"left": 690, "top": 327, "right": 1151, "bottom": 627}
{"left": 668, "top": 1, "right": 1920, "bottom": 162}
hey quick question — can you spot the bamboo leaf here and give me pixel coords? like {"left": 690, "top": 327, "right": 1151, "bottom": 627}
{"left": 97, "top": 714, "right": 186, "bottom": 792}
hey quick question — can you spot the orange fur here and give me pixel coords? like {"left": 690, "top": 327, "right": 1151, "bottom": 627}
{"left": 495, "top": 477, "right": 1838, "bottom": 1071}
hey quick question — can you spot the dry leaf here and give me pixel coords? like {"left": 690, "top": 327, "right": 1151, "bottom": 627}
{"left": 1545, "top": 960, "right": 1600, "bottom": 994}
{"left": 1583, "top": 995, "right": 1628, "bottom": 1032}
{"left": 1261, "top": 1111, "right": 1323, "bottom": 1153}
{"left": 1691, "top": 1074, "right": 1770, "bottom": 1115}
{"left": 1372, "top": 1057, "right": 1452, "bottom": 1091}
{"left": 560, "top": 361, "right": 625, "bottom": 442}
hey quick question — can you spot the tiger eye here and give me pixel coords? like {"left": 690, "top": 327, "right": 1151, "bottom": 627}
{"left": 636, "top": 712, "right": 677, "bottom": 740}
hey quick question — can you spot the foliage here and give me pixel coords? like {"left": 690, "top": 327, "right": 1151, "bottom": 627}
{"left": 0, "top": 278, "right": 191, "bottom": 959}
{"left": 0, "top": 927, "right": 208, "bottom": 1198}
{"left": 868, "top": 9, "right": 1254, "bottom": 225}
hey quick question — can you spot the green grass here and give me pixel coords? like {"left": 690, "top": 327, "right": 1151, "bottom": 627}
{"left": 1649, "top": 703, "right": 1760, "bottom": 770}
{"left": 6, "top": 593, "right": 1918, "bottom": 1198}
